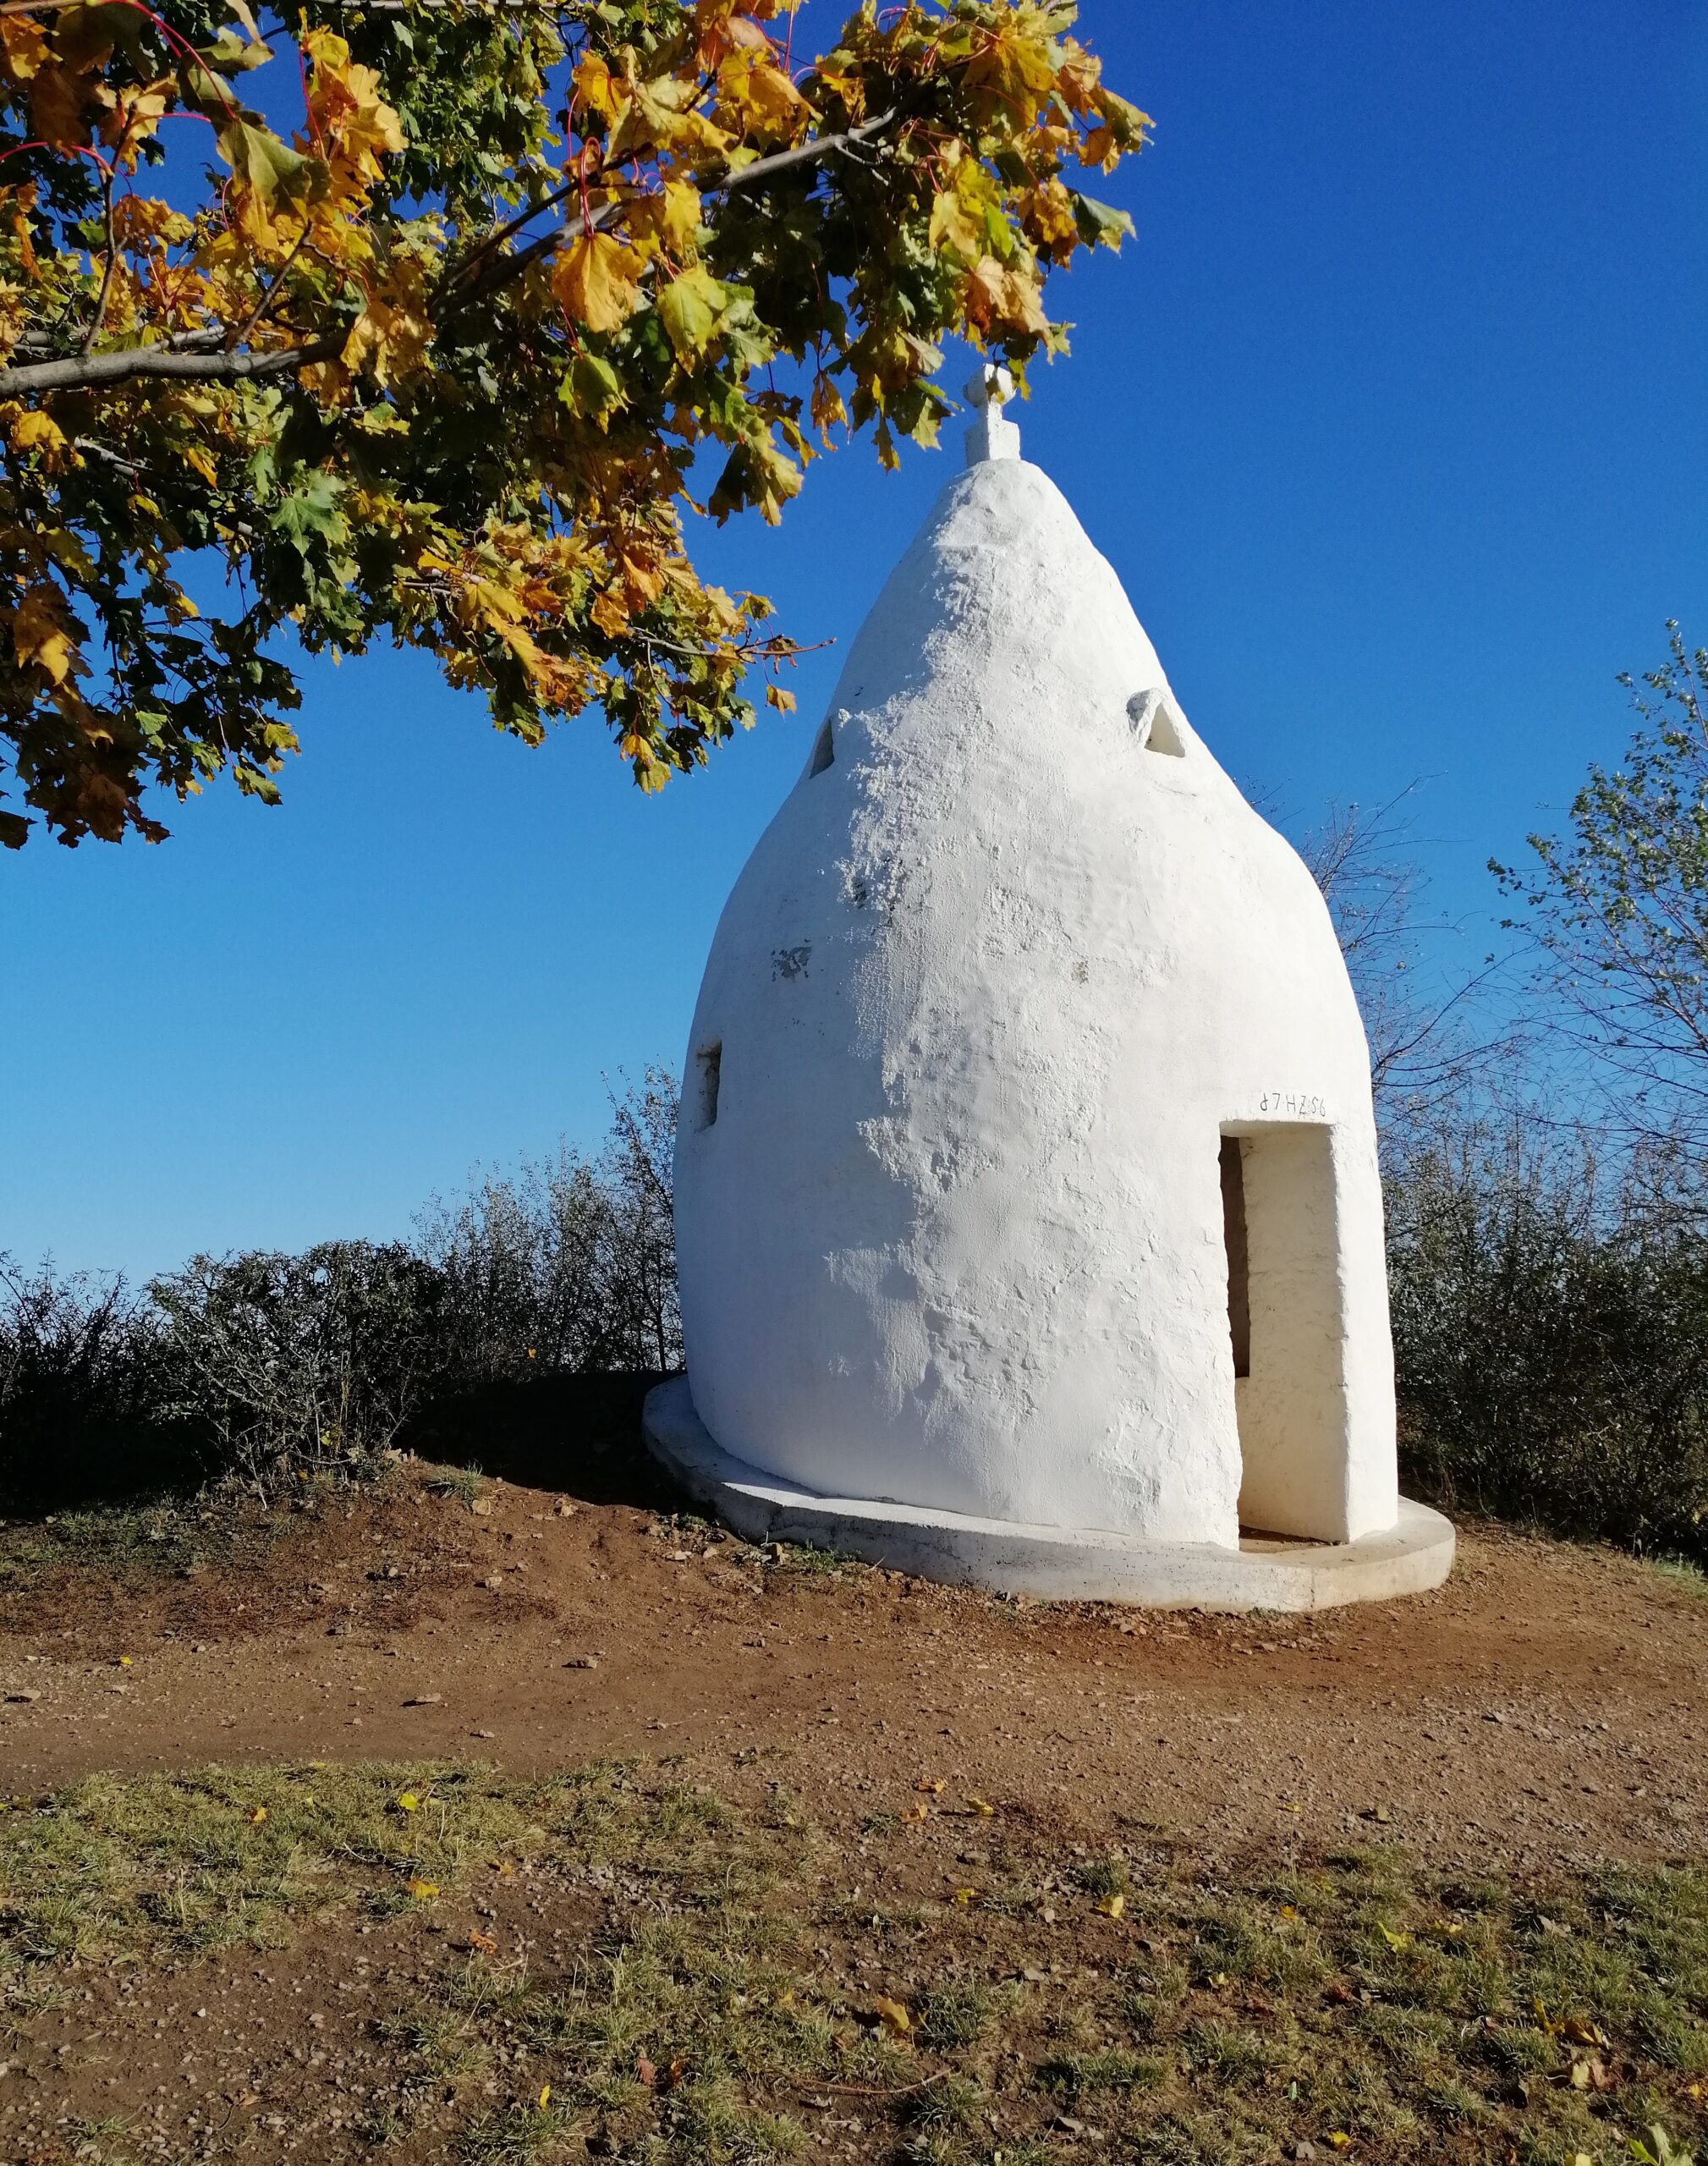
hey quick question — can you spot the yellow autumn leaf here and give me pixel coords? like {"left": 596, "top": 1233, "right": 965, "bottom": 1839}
{"left": 966, "top": 1795, "right": 995, "bottom": 1817}
{"left": 246, "top": 1805, "right": 268, "bottom": 1826}
{"left": 1376, "top": 1923, "right": 1411, "bottom": 1952}
{"left": 1096, "top": 1892, "right": 1125, "bottom": 1919}
{"left": 1325, "top": 2136, "right": 1352, "bottom": 2152}
{"left": 915, "top": 1778, "right": 945, "bottom": 1795}
{"left": 1279, "top": 1904, "right": 1300, "bottom": 1921}
{"left": 553, "top": 230, "right": 645, "bottom": 335}
{"left": 183, "top": 443, "right": 218, "bottom": 488}
{"left": 9, "top": 408, "right": 67, "bottom": 458}
{"left": 537, "top": 2084, "right": 552, "bottom": 2110}
{"left": 572, "top": 51, "right": 615, "bottom": 120}
{"left": 964, "top": 255, "right": 1049, "bottom": 341}
{"left": 12, "top": 585, "right": 77, "bottom": 684}
{"left": 902, "top": 1800, "right": 928, "bottom": 1822}
{"left": 718, "top": 50, "right": 811, "bottom": 136}
{"left": 0, "top": 14, "right": 49, "bottom": 81}
{"left": 872, "top": 1995, "right": 910, "bottom": 2037}
{"left": 628, "top": 178, "right": 701, "bottom": 258}
{"left": 396, "top": 1791, "right": 420, "bottom": 1812}
{"left": 951, "top": 1885, "right": 978, "bottom": 1905}
{"left": 406, "top": 1877, "right": 439, "bottom": 1900}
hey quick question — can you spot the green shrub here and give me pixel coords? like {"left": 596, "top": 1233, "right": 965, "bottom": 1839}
{"left": 0, "top": 1256, "right": 200, "bottom": 1509}
{"left": 1387, "top": 1111, "right": 1708, "bottom": 1562}
{"left": 0, "top": 1074, "right": 679, "bottom": 1513}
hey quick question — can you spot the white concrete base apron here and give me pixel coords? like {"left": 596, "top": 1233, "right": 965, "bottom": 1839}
{"left": 644, "top": 1379, "right": 1454, "bottom": 1614}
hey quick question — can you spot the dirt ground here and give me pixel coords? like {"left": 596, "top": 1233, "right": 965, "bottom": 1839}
{"left": 3, "top": 1432, "right": 1707, "bottom": 2165}
{"left": 3, "top": 1449, "right": 1704, "bottom": 1874}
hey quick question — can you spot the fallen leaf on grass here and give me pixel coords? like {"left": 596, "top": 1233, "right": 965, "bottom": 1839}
{"left": 872, "top": 1996, "right": 911, "bottom": 2037}
{"left": 1377, "top": 1923, "right": 1412, "bottom": 1953}
{"left": 637, "top": 2053, "right": 657, "bottom": 2087}
{"left": 395, "top": 1793, "right": 421, "bottom": 1814}
{"left": 1096, "top": 1892, "right": 1126, "bottom": 1919}
{"left": 469, "top": 1928, "right": 498, "bottom": 1954}
{"left": 406, "top": 1877, "right": 439, "bottom": 1900}
{"left": 538, "top": 2083, "right": 551, "bottom": 2110}
{"left": 246, "top": 1806, "right": 268, "bottom": 1827}
{"left": 1279, "top": 1904, "right": 1300, "bottom": 1921}
{"left": 952, "top": 1886, "right": 979, "bottom": 1905}
{"left": 1325, "top": 2135, "right": 1352, "bottom": 2152}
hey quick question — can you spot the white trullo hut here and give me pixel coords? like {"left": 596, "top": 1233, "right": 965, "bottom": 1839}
{"left": 644, "top": 377, "right": 1453, "bottom": 1609}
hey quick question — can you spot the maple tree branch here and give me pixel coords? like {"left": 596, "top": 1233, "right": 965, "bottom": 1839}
{"left": 451, "top": 106, "right": 902, "bottom": 298}
{"left": 0, "top": 331, "right": 344, "bottom": 397}
{"left": 1, "top": 111, "right": 903, "bottom": 399}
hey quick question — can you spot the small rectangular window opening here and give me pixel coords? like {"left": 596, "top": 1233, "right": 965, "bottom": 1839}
{"left": 695, "top": 1042, "right": 722, "bottom": 1130}
{"left": 1219, "top": 1134, "right": 1250, "bottom": 1378}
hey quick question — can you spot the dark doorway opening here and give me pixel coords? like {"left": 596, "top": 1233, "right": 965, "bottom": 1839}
{"left": 1219, "top": 1135, "right": 1250, "bottom": 1379}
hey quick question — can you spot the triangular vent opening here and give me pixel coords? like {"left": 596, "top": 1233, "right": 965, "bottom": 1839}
{"left": 1129, "top": 688, "right": 1186, "bottom": 758}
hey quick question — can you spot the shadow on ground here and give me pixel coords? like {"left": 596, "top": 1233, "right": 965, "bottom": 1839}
{"left": 409, "top": 1368, "right": 688, "bottom": 1512}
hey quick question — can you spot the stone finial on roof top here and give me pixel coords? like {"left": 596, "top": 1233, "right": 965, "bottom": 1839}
{"left": 964, "top": 363, "right": 1020, "bottom": 467}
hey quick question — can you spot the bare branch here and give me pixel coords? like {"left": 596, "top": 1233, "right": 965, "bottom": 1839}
{"left": 0, "top": 332, "right": 344, "bottom": 399}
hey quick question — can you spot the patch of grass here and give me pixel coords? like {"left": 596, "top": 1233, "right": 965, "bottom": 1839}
{"left": 766, "top": 1540, "right": 854, "bottom": 1578}
{"left": 0, "top": 1498, "right": 211, "bottom": 1587}
{"left": 3, "top": 1769, "right": 1707, "bottom": 2165}
{"left": 0, "top": 1761, "right": 599, "bottom": 1998}
{"left": 426, "top": 1463, "right": 487, "bottom": 1509}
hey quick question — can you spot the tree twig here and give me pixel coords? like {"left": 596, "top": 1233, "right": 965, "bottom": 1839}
{"left": 80, "top": 168, "right": 118, "bottom": 358}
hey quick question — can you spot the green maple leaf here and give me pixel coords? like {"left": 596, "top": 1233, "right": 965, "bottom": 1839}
{"left": 657, "top": 267, "right": 730, "bottom": 361}
{"left": 270, "top": 473, "right": 349, "bottom": 555}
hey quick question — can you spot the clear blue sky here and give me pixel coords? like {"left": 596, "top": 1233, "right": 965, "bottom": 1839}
{"left": 5, "top": 1, "right": 1705, "bottom": 1282}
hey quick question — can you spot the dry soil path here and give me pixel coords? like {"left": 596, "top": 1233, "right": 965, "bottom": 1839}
{"left": 2, "top": 1473, "right": 1703, "bottom": 1872}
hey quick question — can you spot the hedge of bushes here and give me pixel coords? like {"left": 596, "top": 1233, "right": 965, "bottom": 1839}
{"left": 0, "top": 1075, "right": 678, "bottom": 1513}
{"left": 5, "top": 1069, "right": 1705, "bottom": 1564}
